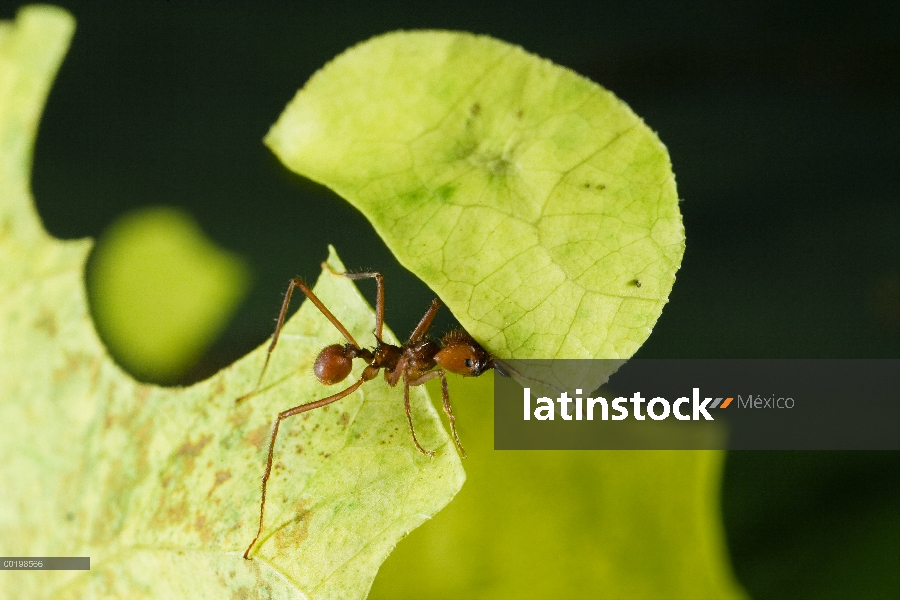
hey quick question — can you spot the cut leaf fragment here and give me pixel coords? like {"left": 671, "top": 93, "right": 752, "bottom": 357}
{"left": 267, "top": 31, "right": 684, "bottom": 382}
{"left": 0, "top": 8, "right": 462, "bottom": 599}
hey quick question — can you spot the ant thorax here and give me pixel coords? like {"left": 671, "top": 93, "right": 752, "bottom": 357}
{"left": 401, "top": 337, "right": 441, "bottom": 379}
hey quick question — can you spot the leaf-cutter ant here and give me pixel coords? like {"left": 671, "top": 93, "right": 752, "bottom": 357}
{"left": 238, "top": 266, "right": 501, "bottom": 559}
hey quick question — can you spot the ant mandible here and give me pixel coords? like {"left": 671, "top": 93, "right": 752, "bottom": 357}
{"left": 238, "top": 265, "right": 499, "bottom": 559}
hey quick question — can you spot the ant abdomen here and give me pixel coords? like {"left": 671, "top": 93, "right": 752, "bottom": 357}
{"left": 314, "top": 344, "right": 354, "bottom": 385}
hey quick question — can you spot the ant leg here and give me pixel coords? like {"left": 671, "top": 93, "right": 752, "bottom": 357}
{"left": 243, "top": 376, "right": 367, "bottom": 559}
{"left": 408, "top": 371, "right": 466, "bottom": 458}
{"left": 237, "top": 277, "right": 361, "bottom": 404}
{"left": 403, "top": 380, "right": 436, "bottom": 458}
{"left": 408, "top": 299, "right": 441, "bottom": 342}
{"left": 338, "top": 271, "right": 385, "bottom": 342}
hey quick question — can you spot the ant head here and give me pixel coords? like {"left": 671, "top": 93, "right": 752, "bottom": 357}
{"left": 434, "top": 330, "right": 493, "bottom": 377}
{"left": 314, "top": 344, "right": 355, "bottom": 385}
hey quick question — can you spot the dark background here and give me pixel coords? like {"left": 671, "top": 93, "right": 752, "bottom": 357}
{"left": 9, "top": 0, "right": 899, "bottom": 597}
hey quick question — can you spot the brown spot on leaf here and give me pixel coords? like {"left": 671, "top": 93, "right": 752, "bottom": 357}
{"left": 246, "top": 424, "right": 270, "bottom": 449}
{"left": 34, "top": 309, "right": 57, "bottom": 337}
{"left": 269, "top": 501, "right": 312, "bottom": 555}
{"left": 194, "top": 514, "right": 212, "bottom": 544}
{"left": 53, "top": 351, "right": 92, "bottom": 383}
{"left": 136, "top": 385, "right": 151, "bottom": 404}
{"left": 228, "top": 404, "right": 251, "bottom": 428}
{"left": 103, "top": 570, "right": 116, "bottom": 593}
{"left": 176, "top": 434, "right": 212, "bottom": 475}
{"left": 90, "top": 359, "right": 102, "bottom": 390}
{"left": 206, "top": 469, "right": 232, "bottom": 499}
{"left": 177, "top": 434, "right": 212, "bottom": 458}
{"left": 210, "top": 378, "right": 226, "bottom": 399}
{"left": 232, "top": 587, "right": 251, "bottom": 600}
{"left": 166, "top": 498, "right": 189, "bottom": 524}
{"left": 338, "top": 412, "right": 350, "bottom": 427}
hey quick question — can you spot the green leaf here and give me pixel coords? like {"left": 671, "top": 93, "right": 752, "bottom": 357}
{"left": 370, "top": 376, "right": 747, "bottom": 600}
{"left": 0, "top": 8, "right": 462, "bottom": 599}
{"left": 266, "top": 31, "right": 684, "bottom": 373}
{"left": 89, "top": 206, "right": 251, "bottom": 383}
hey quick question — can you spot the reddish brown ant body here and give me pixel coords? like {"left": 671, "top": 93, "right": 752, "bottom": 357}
{"left": 238, "top": 266, "right": 498, "bottom": 559}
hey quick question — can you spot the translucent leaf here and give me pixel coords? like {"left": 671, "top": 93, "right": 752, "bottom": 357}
{"left": 370, "top": 376, "right": 747, "bottom": 600}
{"left": 0, "top": 8, "right": 462, "bottom": 599}
{"left": 266, "top": 31, "right": 685, "bottom": 384}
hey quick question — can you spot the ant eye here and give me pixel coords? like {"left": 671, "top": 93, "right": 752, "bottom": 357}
{"left": 464, "top": 358, "right": 473, "bottom": 368}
